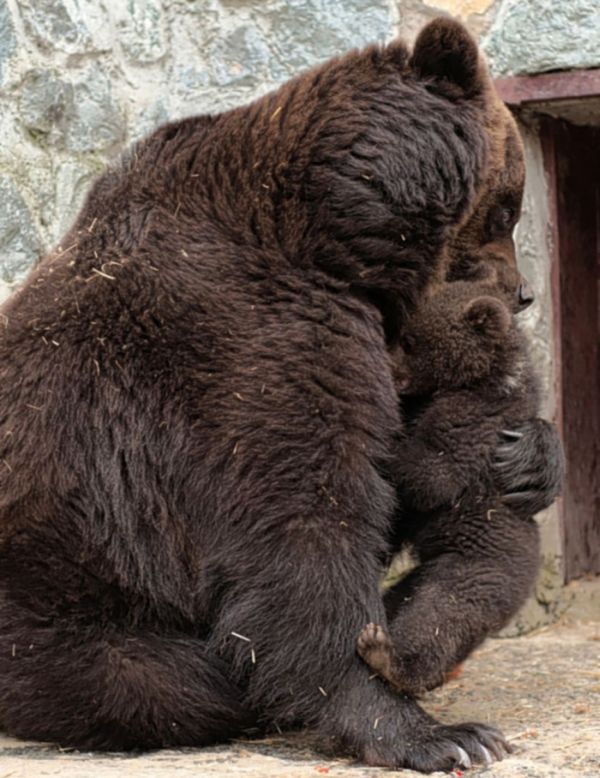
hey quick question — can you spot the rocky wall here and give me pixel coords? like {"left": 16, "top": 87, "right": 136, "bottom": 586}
{"left": 2, "top": 0, "right": 599, "bottom": 291}
{"left": 0, "top": 0, "right": 400, "bottom": 293}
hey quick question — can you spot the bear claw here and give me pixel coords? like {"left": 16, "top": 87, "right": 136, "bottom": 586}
{"left": 477, "top": 744, "right": 493, "bottom": 765}
{"left": 454, "top": 745, "right": 472, "bottom": 768}
{"left": 358, "top": 623, "right": 390, "bottom": 651}
{"left": 397, "top": 722, "right": 511, "bottom": 773}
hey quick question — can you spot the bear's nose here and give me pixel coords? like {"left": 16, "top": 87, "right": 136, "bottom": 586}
{"left": 517, "top": 280, "right": 534, "bottom": 309}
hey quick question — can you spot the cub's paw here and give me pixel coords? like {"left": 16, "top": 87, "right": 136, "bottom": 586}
{"left": 357, "top": 624, "right": 445, "bottom": 695}
{"left": 494, "top": 418, "right": 564, "bottom": 517}
{"left": 357, "top": 623, "right": 395, "bottom": 682}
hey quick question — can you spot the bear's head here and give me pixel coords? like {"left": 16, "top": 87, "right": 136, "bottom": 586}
{"left": 415, "top": 21, "right": 530, "bottom": 311}
{"left": 446, "top": 117, "right": 530, "bottom": 314}
{"left": 391, "top": 281, "right": 522, "bottom": 396}
{"left": 407, "top": 18, "right": 530, "bottom": 311}
{"left": 252, "top": 15, "right": 532, "bottom": 319}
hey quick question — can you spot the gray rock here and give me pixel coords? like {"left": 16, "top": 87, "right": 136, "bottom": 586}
{"left": 0, "top": 277, "right": 13, "bottom": 305}
{"left": 483, "top": 0, "right": 600, "bottom": 76}
{"left": 210, "top": 23, "right": 272, "bottom": 86}
{"left": 18, "top": 69, "right": 74, "bottom": 146}
{"left": 64, "top": 66, "right": 126, "bottom": 154}
{"left": 0, "top": 175, "right": 40, "bottom": 284}
{"left": 53, "top": 159, "right": 101, "bottom": 240}
{"left": 167, "top": 4, "right": 234, "bottom": 113}
{"left": 131, "top": 99, "right": 172, "bottom": 142}
{"left": 17, "top": 0, "right": 92, "bottom": 54}
{"left": 0, "top": 1, "right": 17, "bottom": 87}
{"left": 264, "top": 0, "right": 393, "bottom": 80}
{"left": 115, "top": 0, "right": 167, "bottom": 64}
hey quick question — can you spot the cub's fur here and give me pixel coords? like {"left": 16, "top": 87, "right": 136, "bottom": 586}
{"left": 359, "top": 281, "right": 552, "bottom": 695}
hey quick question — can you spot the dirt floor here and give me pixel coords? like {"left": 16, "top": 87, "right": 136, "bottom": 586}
{"left": 1, "top": 619, "right": 598, "bottom": 778}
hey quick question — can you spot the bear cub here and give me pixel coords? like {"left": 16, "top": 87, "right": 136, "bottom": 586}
{"left": 360, "top": 280, "right": 544, "bottom": 696}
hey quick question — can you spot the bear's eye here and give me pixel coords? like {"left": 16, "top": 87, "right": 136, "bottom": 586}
{"left": 487, "top": 203, "right": 517, "bottom": 239}
{"left": 500, "top": 207, "right": 515, "bottom": 229}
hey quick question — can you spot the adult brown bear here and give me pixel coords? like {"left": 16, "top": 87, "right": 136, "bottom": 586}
{"left": 0, "top": 18, "right": 561, "bottom": 772}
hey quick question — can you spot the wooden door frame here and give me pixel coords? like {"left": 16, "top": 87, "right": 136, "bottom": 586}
{"left": 496, "top": 71, "right": 600, "bottom": 581}
{"left": 495, "top": 69, "right": 600, "bottom": 106}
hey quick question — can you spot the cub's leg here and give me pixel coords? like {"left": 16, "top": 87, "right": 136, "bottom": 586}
{"left": 376, "top": 504, "right": 540, "bottom": 696}
{"left": 392, "top": 393, "right": 501, "bottom": 514}
{"left": 358, "top": 622, "right": 463, "bottom": 691}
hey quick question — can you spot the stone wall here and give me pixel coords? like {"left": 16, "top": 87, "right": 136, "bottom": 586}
{"left": 0, "top": 0, "right": 399, "bottom": 293}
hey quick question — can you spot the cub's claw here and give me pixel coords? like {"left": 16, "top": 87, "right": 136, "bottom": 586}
{"left": 503, "top": 489, "right": 538, "bottom": 505}
{"left": 501, "top": 429, "right": 524, "bottom": 440}
{"left": 493, "top": 419, "right": 564, "bottom": 517}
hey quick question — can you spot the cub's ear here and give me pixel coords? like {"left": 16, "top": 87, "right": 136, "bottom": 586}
{"left": 464, "top": 296, "right": 511, "bottom": 339}
{"left": 410, "top": 17, "right": 485, "bottom": 97}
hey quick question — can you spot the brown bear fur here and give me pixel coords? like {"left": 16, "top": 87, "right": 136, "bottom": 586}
{"left": 0, "top": 18, "right": 561, "bottom": 772}
{"left": 358, "top": 281, "right": 559, "bottom": 695}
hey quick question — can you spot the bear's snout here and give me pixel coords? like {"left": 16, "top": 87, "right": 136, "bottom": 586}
{"left": 517, "top": 278, "right": 534, "bottom": 310}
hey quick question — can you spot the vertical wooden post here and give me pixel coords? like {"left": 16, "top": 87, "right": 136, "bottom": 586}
{"left": 541, "top": 117, "right": 600, "bottom": 581}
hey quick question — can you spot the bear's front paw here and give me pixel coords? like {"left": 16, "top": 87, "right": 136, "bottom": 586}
{"left": 361, "top": 719, "right": 512, "bottom": 771}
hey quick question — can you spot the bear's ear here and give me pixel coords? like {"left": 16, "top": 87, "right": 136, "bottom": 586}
{"left": 464, "top": 296, "right": 511, "bottom": 339}
{"left": 410, "top": 18, "right": 485, "bottom": 97}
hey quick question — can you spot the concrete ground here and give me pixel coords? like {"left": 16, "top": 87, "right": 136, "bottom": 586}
{"left": 1, "top": 619, "right": 598, "bottom": 778}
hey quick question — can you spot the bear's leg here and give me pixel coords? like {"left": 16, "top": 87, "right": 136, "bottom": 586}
{"left": 210, "top": 543, "right": 511, "bottom": 771}
{"left": 378, "top": 508, "right": 540, "bottom": 696}
{"left": 0, "top": 598, "right": 254, "bottom": 750}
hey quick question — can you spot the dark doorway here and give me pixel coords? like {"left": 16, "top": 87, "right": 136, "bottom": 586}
{"left": 542, "top": 118, "right": 600, "bottom": 581}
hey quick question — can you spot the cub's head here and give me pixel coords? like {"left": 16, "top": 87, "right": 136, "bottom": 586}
{"left": 446, "top": 105, "right": 530, "bottom": 312}
{"left": 410, "top": 18, "right": 530, "bottom": 310}
{"left": 392, "top": 281, "right": 521, "bottom": 395}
